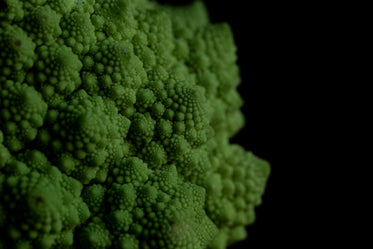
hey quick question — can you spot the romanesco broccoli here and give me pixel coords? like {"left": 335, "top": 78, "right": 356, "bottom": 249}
{"left": 0, "top": 0, "right": 270, "bottom": 248}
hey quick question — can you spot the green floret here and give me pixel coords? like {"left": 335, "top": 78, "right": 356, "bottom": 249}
{"left": 115, "top": 233, "right": 139, "bottom": 249}
{"left": 82, "top": 38, "right": 147, "bottom": 97}
{"left": 0, "top": 161, "right": 89, "bottom": 248}
{"left": 92, "top": 0, "right": 137, "bottom": 41}
{"left": 129, "top": 112, "right": 155, "bottom": 145}
{"left": 108, "top": 157, "right": 151, "bottom": 186}
{"left": 59, "top": 11, "right": 97, "bottom": 54}
{"left": 107, "top": 209, "right": 133, "bottom": 234}
{"left": 135, "top": 8, "right": 175, "bottom": 68}
{"left": 0, "top": 81, "right": 47, "bottom": 151}
{"left": 77, "top": 217, "right": 112, "bottom": 249}
{"left": 107, "top": 183, "right": 137, "bottom": 210}
{"left": 46, "top": 0, "right": 75, "bottom": 15}
{"left": 203, "top": 138, "right": 270, "bottom": 248}
{"left": 140, "top": 141, "right": 167, "bottom": 168}
{"left": 26, "top": 43, "right": 83, "bottom": 102}
{"left": 82, "top": 184, "right": 106, "bottom": 214}
{"left": 0, "top": 24, "right": 36, "bottom": 82}
{"left": 0, "top": 0, "right": 24, "bottom": 22}
{"left": 177, "top": 148, "right": 211, "bottom": 182}
{"left": 0, "top": 0, "right": 270, "bottom": 248}
{"left": 21, "top": 5, "right": 62, "bottom": 45}
{"left": 0, "top": 130, "right": 12, "bottom": 169}
{"left": 21, "top": 0, "right": 48, "bottom": 12}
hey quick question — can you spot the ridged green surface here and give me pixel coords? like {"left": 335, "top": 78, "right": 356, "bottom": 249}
{"left": 0, "top": 0, "right": 270, "bottom": 248}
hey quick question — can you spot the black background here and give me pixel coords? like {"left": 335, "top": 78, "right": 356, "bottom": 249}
{"left": 159, "top": 0, "right": 341, "bottom": 248}
{"left": 202, "top": 2, "right": 306, "bottom": 248}
{"left": 202, "top": 1, "right": 344, "bottom": 248}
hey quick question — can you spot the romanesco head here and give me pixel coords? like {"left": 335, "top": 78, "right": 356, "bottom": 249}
{"left": 0, "top": 0, "right": 270, "bottom": 248}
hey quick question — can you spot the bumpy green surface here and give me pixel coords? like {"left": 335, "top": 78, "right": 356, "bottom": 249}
{"left": 0, "top": 0, "right": 270, "bottom": 248}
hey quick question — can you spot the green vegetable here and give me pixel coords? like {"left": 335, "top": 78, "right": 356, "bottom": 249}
{"left": 0, "top": 0, "right": 270, "bottom": 248}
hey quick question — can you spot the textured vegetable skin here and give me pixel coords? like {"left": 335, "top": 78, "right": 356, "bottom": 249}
{"left": 0, "top": 0, "right": 270, "bottom": 249}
